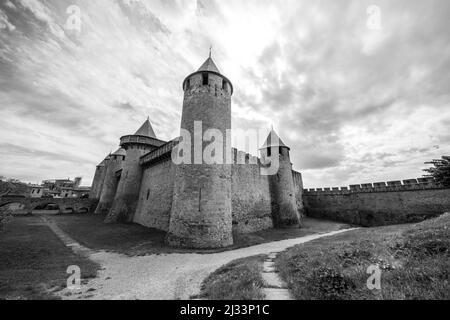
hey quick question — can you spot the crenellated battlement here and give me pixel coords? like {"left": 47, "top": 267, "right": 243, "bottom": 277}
{"left": 303, "top": 177, "right": 446, "bottom": 195}
{"left": 231, "top": 148, "right": 260, "bottom": 165}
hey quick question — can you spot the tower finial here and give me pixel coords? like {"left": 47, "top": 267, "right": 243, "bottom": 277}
{"left": 209, "top": 45, "right": 212, "bottom": 58}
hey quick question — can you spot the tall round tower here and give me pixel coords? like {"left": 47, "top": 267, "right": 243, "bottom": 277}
{"left": 261, "top": 129, "right": 300, "bottom": 227}
{"left": 94, "top": 148, "right": 126, "bottom": 215}
{"left": 105, "top": 119, "right": 165, "bottom": 223}
{"left": 89, "top": 159, "right": 107, "bottom": 200}
{"left": 167, "top": 54, "right": 234, "bottom": 248}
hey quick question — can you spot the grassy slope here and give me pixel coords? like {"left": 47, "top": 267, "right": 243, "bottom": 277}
{"left": 0, "top": 216, "right": 100, "bottom": 300}
{"left": 276, "top": 214, "right": 450, "bottom": 300}
{"left": 198, "top": 255, "right": 266, "bottom": 300}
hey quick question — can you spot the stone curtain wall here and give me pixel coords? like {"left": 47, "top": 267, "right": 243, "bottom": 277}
{"left": 133, "top": 159, "right": 175, "bottom": 231}
{"left": 292, "top": 170, "right": 305, "bottom": 219}
{"left": 132, "top": 147, "right": 304, "bottom": 235}
{"left": 231, "top": 160, "right": 273, "bottom": 233}
{"left": 303, "top": 178, "right": 450, "bottom": 226}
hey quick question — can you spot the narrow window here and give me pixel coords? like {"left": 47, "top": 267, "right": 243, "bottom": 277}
{"left": 279, "top": 147, "right": 283, "bottom": 156}
{"left": 267, "top": 147, "right": 272, "bottom": 157}
{"left": 222, "top": 80, "right": 227, "bottom": 91}
{"left": 146, "top": 189, "right": 150, "bottom": 200}
{"left": 202, "top": 73, "right": 209, "bottom": 86}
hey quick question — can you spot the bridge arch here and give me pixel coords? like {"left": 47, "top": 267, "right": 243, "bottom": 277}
{"left": 0, "top": 197, "right": 97, "bottom": 215}
{"left": 0, "top": 201, "right": 28, "bottom": 215}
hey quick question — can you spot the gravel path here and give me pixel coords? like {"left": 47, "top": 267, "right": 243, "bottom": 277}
{"left": 50, "top": 223, "right": 357, "bottom": 300}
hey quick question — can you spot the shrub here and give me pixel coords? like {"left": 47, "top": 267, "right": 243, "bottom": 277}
{"left": 309, "top": 267, "right": 356, "bottom": 300}
{"left": 0, "top": 206, "right": 13, "bottom": 232}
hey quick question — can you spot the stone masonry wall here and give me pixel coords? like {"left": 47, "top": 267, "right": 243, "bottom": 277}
{"left": 303, "top": 178, "right": 450, "bottom": 226}
{"left": 292, "top": 170, "right": 305, "bottom": 219}
{"left": 231, "top": 160, "right": 273, "bottom": 234}
{"left": 133, "top": 159, "right": 175, "bottom": 231}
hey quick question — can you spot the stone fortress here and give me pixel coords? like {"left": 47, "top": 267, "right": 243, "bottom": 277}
{"left": 90, "top": 55, "right": 304, "bottom": 249}
{"left": 90, "top": 55, "right": 450, "bottom": 249}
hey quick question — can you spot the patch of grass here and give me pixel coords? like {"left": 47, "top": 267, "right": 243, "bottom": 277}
{"left": 52, "top": 214, "right": 352, "bottom": 256}
{"left": 198, "top": 255, "right": 266, "bottom": 300}
{"left": 52, "top": 214, "right": 170, "bottom": 256}
{"left": 0, "top": 216, "right": 100, "bottom": 300}
{"left": 276, "top": 213, "right": 450, "bottom": 300}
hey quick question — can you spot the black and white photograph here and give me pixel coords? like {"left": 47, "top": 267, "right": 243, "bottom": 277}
{"left": 0, "top": 0, "right": 449, "bottom": 309}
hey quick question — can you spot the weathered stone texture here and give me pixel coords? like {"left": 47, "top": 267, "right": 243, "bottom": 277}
{"left": 133, "top": 159, "right": 175, "bottom": 231}
{"left": 304, "top": 188, "right": 450, "bottom": 226}
{"left": 292, "top": 170, "right": 305, "bottom": 219}
{"left": 231, "top": 163, "right": 273, "bottom": 233}
{"left": 107, "top": 146, "right": 152, "bottom": 223}
{"left": 89, "top": 164, "right": 106, "bottom": 200}
{"left": 94, "top": 155, "right": 123, "bottom": 215}
{"left": 167, "top": 72, "right": 233, "bottom": 248}
{"left": 267, "top": 147, "right": 300, "bottom": 227}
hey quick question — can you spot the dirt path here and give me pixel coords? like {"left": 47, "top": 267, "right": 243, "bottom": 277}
{"left": 40, "top": 216, "right": 357, "bottom": 300}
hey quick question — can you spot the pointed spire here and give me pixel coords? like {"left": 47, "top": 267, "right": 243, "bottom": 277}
{"left": 261, "top": 129, "right": 289, "bottom": 150}
{"left": 134, "top": 118, "right": 157, "bottom": 138}
{"left": 197, "top": 49, "right": 220, "bottom": 73}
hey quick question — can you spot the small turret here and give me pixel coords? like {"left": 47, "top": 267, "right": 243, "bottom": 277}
{"left": 89, "top": 159, "right": 107, "bottom": 200}
{"left": 105, "top": 118, "right": 166, "bottom": 223}
{"left": 94, "top": 148, "right": 126, "bottom": 215}
{"left": 261, "top": 129, "right": 301, "bottom": 228}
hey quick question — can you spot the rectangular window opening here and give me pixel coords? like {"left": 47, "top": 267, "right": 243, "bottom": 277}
{"left": 202, "top": 73, "right": 209, "bottom": 86}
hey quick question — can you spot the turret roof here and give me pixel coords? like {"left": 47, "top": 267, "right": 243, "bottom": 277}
{"left": 197, "top": 56, "right": 220, "bottom": 73}
{"left": 261, "top": 129, "right": 289, "bottom": 149}
{"left": 134, "top": 118, "right": 157, "bottom": 139}
{"left": 97, "top": 160, "right": 106, "bottom": 167}
{"left": 112, "top": 148, "right": 126, "bottom": 157}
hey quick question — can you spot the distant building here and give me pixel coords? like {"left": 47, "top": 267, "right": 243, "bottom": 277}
{"left": 28, "top": 177, "right": 90, "bottom": 198}
{"left": 29, "top": 185, "right": 44, "bottom": 198}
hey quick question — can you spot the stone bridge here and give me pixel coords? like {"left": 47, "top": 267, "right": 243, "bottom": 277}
{"left": 0, "top": 196, "right": 98, "bottom": 214}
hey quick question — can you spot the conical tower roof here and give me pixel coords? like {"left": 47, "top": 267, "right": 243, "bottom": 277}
{"left": 97, "top": 159, "right": 106, "bottom": 167}
{"left": 112, "top": 148, "right": 126, "bottom": 157}
{"left": 134, "top": 118, "right": 157, "bottom": 139}
{"left": 183, "top": 51, "right": 234, "bottom": 95}
{"left": 197, "top": 56, "right": 220, "bottom": 73}
{"left": 261, "top": 129, "right": 290, "bottom": 150}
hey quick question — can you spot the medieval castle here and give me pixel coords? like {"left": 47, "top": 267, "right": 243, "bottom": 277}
{"left": 90, "top": 55, "right": 304, "bottom": 249}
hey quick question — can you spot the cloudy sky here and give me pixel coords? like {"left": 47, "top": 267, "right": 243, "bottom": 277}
{"left": 0, "top": 0, "right": 449, "bottom": 188}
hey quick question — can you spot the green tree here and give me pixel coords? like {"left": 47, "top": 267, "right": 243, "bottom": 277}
{"left": 424, "top": 156, "right": 450, "bottom": 187}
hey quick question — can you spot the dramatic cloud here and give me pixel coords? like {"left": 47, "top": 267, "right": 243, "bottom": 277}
{"left": 0, "top": 0, "right": 449, "bottom": 187}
